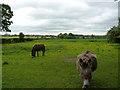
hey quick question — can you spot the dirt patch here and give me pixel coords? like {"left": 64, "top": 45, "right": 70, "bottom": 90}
{"left": 62, "top": 57, "right": 77, "bottom": 61}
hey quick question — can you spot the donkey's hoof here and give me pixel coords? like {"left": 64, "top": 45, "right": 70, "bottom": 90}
{"left": 32, "top": 56, "right": 35, "bottom": 58}
{"left": 82, "top": 85, "right": 89, "bottom": 89}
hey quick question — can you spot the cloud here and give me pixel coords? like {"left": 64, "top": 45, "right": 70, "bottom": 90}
{"left": 1, "top": 0, "right": 118, "bottom": 35}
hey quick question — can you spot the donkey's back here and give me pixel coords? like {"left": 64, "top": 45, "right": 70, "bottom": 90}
{"left": 33, "top": 44, "right": 45, "bottom": 51}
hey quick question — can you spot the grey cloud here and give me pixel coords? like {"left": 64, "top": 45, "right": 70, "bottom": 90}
{"left": 8, "top": 1, "right": 118, "bottom": 35}
{"left": 118, "top": 1, "right": 120, "bottom": 18}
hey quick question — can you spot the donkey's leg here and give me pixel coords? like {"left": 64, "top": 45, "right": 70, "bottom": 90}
{"left": 82, "top": 79, "right": 89, "bottom": 88}
{"left": 34, "top": 51, "right": 36, "bottom": 57}
{"left": 37, "top": 51, "right": 39, "bottom": 57}
{"left": 82, "top": 73, "right": 91, "bottom": 88}
{"left": 42, "top": 50, "right": 45, "bottom": 56}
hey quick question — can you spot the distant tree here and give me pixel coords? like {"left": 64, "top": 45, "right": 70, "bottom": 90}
{"left": 57, "top": 33, "right": 64, "bottom": 39}
{"left": 66, "top": 33, "right": 76, "bottom": 39}
{"left": 82, "top": 35, "right": 85, "bottom": 39}
{"left": 58, "top": 33, "right": 76, "bottom": 39}
{"left": 41, "top": 36, "right": 46, "bottom": 39}
{"left": 19, "top": 32, "right": 24, "bottom": 42}
{"left": 0, "top": 3, "right": 13, "bottom": 32}
{"left": 63, "top": 33, "right": 67, "bottom": 39}
{"left": 107, "top": 26, "right": 120, "bottom": 43}
{"left": 118, "top": 18, "right": 120, "bottom": 27}
{"left": 68, "top": 33, "right": 74, "bottom": 36}
{"left": 91, "top": 34, "right": 94, "bottom": 39}
{"left": 106, "top": 17, "right": 120, "bottom": 43}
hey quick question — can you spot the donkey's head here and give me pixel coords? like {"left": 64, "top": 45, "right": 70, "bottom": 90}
{"left": 79, "top": 56, "right": 92, "bottom": 69}
{"left": 31, "top": 49, "right": 36, "bottom": 58}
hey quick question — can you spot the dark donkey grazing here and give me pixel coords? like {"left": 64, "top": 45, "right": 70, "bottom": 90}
{"left": 77, "top": 51, "right": 97, "bottom": 88}
{"left": 31, "top": 44, "right": 45, "bottom": 57}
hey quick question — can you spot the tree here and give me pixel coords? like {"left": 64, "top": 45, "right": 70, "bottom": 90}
{"left": 19, "top": 32, "right": 24, "bottom": 42}
{"left": 118, "top": 18, "right": 120, "bottom": 28}
{"left": 0, "top": 3, "right": 13, "bottom": 32}
{"left": 57, "top": 33, "right": 76, "bottom": 39}
{"left": 82, "top": 35, "right": 85, "bottom": 39}
{"left": 63, "top": 33, "right": 67, "bottom": 39}
{"left": 106, "top": 17, "right": 120, "bottom": 43}
{"left": 91, "top": 34, "right": 94, "bottom": 39}
{"left": 68, "top": 33, "right": 74, "bottom": 36}
{"left": 107, "top": 26, "right": 120, "bottom": 43}
{"left": 66, "top": 33, "right": 76, "bottom": 39}
{"left": 57, "top": 33, "right": 64, "bottom": 39}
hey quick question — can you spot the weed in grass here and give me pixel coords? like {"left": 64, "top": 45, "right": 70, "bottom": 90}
{"left": 2, "top": 62, "right": 9, "bottom": 65}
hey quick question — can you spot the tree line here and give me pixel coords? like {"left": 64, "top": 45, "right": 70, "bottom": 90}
{"left": 57, "top": 33, "right": 106, "bottom": 39}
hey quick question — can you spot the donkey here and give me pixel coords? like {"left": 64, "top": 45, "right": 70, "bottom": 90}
{"left": 77, "top": 51, "right": 97, "bottom": 88}
{"left": 31, "top": 44, "right": 45, "bottom": 57}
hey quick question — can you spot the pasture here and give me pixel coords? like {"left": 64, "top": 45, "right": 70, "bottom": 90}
{"left": 2, "top": 39, "right": 119, "bottom": 88}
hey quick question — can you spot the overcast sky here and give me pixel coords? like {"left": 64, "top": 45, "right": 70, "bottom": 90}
{"left": 1, "top": 0, "right": 119, "bottom": 35}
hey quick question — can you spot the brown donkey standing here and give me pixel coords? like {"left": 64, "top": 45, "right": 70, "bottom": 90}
{"left": 31, "top": 44, "right": 45, "bottom": 57}
{"left": 77, "top": 51, "right": 97, "bottom": 88}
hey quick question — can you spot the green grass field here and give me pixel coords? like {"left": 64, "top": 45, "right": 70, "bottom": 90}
{"left": 2, "top": 39, "right": 119, "bottom": 88}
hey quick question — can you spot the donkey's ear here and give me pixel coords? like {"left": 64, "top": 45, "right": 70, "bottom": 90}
{"left": 79, "top": 59, "right": 83, "bottom": 66}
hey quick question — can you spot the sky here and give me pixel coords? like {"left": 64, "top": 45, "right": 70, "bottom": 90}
{"left": 1, "top": 0, "right": 119, "bottom": 35}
